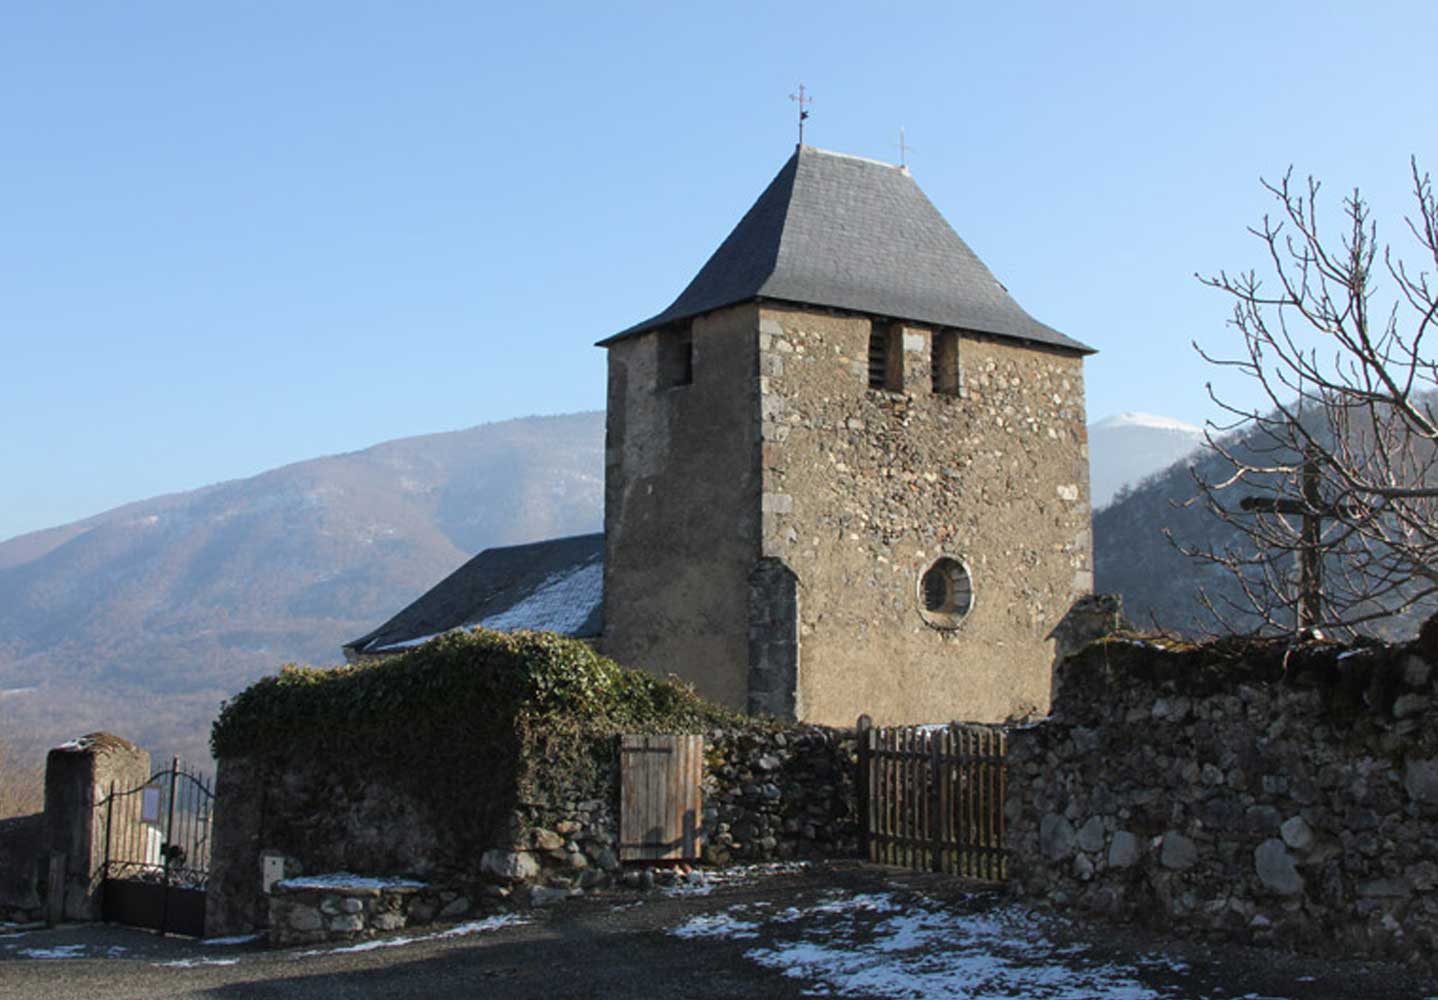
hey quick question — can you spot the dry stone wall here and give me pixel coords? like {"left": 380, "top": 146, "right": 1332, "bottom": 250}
{"left": 702, "top": 724, "right": 859, "bottom": 864}
{"left": 1007, "top": 635, "right": 1438, "bottom": 965}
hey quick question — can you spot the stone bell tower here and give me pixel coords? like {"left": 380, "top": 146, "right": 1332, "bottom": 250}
{"left": 599, "top": 146, "right": 1094, "bottom": 725}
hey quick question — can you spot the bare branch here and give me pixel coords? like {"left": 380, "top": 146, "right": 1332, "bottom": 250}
{"left": 1181, "top": 161, "right": 1438, "bottom": 636}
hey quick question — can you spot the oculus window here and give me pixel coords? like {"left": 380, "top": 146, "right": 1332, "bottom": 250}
{"left": 918, "top": 557, "right": 973, "bottom": 629}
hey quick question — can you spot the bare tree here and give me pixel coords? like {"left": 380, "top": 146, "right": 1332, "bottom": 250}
{"left": 1178, "top": 160, "right": 1438, "bottom": 635}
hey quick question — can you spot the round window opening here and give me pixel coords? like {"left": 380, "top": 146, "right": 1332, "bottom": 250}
{"left": 918, "top": 557, "right": 973, "bottom": 629}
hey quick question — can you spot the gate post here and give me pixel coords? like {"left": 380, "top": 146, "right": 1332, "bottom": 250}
{"left": 43, "top": 733, "right": 150, "bottom": 922}
{"left": 855, "top": 715, "right": 872, "bottom": 861}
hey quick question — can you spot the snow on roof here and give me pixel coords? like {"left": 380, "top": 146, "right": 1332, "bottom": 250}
{"left": 476, "top": 560, "right": 603, "bottom": 635}
{"left": 346, "top": 533, "right": 604, "bottom": 656}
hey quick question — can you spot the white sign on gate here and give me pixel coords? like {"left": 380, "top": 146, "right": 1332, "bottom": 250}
{"left": 141, "top": 785, "right": 162, "bottom": 825}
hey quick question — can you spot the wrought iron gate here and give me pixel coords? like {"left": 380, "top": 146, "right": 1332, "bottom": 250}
{"left": 100, "top": 757, "right": 214, "bottom": 937}
{"left": 856, "top": 717, "right": 1008, "bottom": 881}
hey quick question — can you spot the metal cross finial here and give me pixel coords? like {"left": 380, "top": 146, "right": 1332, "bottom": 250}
{"left": 789, "top": 85, "right": 813, "bottom": 145}
{"left": 897, "top": 127, "right": 913, "bottom": 169}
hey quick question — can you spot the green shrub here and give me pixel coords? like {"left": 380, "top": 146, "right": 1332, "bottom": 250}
{"left": 211, "top": 627, "right": 736, "bottom": 769}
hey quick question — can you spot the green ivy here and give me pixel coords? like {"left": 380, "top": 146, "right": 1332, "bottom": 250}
{"left": 212, "top": 628, "right": 739, "bottom": 760}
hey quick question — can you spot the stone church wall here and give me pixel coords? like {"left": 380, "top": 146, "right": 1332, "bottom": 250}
{"left": 1007, "top": 635, "right": 1438, "bottom": 966}
{"left": 755, "top": 305, "right": 1091, "bottom": 725}
{"left": 601, "top": 304, "right": 762, "bottom": 710}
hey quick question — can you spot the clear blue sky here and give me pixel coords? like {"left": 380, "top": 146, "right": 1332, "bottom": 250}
{"left": 3, "top": 1, "right": 1434, "bottom": 541}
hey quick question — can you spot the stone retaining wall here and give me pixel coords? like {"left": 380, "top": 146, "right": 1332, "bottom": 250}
{"left": 210, "top": 721, "right": 862, "bottom": 938}
{"left": 1007, "top": 635, "right": 1438, "bottom": 965}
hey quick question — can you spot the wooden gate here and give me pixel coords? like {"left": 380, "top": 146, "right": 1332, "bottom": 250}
{"left": 619, "top": 734, "right": 703, "bottom": 861}
{"left": 99, "top": 757, "right": 214, "bottom": 937}
{"left": 856, "top": 718, "right": 1008, "bottom": 880}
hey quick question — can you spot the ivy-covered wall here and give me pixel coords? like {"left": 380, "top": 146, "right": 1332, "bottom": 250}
{"left": 205, "top": 629, "right": 738, "bottom": 936}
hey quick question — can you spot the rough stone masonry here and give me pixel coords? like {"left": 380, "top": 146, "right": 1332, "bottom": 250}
{"left": 1007, "top": 634, "right": 1438, "bottom": 967}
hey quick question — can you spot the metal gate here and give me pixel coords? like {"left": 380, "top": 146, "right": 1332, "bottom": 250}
{"left": 99, "top": 757, "right": 214, "bottom": 937}
{"left": 856, "top": 717, "right": 1008, "bottom": 881}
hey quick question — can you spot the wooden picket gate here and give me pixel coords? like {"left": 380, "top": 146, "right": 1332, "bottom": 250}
{"left": 618, "top": 734, "right": 703, "bottom": 861}
{"left": 856, "top": 717, "right": 1008, "bottom": 881}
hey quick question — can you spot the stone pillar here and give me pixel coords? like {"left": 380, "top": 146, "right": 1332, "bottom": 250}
{"left": 43, "top": 733, "right": 151, "bottom": 922}
{"left": 204, "top": 755, "right": 269, "bottom": 936}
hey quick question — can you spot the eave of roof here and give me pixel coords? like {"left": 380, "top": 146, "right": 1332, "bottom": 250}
{"left": 599, "top": 146, "right": 1094, "bottom": 355}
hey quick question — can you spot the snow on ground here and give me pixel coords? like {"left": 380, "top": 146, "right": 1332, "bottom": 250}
{"left": 669, "top": 889, "right": 1247, "bottom": 1000}
{"left": 15, "top": 944, "right": 128, "bottom": 960}
{"left": 662, "top": 862, "right": 814, "bottom": 897}
{"left": 288, "top": 913, "right": 529, "bottom": 960}
{"left": 200, "top": 933, "right": 263, "bottom": 947}
{"left": 670, "top": 911, "right": 763, "bottom": 940}
{"left": 156, "top": 957, "right": 241, "bottom": 968}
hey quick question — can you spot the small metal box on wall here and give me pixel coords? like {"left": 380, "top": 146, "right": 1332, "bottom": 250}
{"left": 618, "top": 734, "right": 703, "bottom": 861}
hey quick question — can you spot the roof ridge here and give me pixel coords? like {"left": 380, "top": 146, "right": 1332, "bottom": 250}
{"left": 797, "top": 145, "right": 903, "bottom": 171}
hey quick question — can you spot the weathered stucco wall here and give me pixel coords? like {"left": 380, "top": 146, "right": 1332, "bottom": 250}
{"left": 602, "top": 304, "right": 762, "bottom": 709}
{"left": 1008, "top": 635, "right": 1438, "bottom": 966}
{"left": 756, "top": 305, "right": 1091, "bottom": 725}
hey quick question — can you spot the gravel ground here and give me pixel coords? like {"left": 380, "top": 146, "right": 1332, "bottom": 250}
{"left": 1, "top": 863, "right": 1434, "bottom": 999}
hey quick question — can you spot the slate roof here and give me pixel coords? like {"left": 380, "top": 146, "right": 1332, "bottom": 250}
{"left": 343, "top": 533, "right": 604, "bottom": 658}
{"left": 600, "top": 146, "right": 1092, "bottom": 354}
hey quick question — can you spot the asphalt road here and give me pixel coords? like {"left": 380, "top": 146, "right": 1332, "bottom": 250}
{"left": 1, "top": 865, "right": 1433, "bottom": 999}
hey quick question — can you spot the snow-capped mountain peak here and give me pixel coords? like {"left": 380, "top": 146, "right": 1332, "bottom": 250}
{"left": 1092, "top": 412, "right": 1202, "bottom": 434}
{"left": 1088, "top": 412, "right": 1206, "bottom": 509}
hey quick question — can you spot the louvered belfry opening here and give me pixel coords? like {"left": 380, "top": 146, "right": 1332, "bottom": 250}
{"left": 659, "top": 325, "right": 694, "bottom": 388}
{"left": 932, "top": 330, "right": 961, "bottom": 396}
{"left": 868, "top": 327, "right": 890, "bottom": 389}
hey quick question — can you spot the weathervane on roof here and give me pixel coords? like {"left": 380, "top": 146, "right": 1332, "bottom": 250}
{"left": 789, "top": 85, "right": 813, "bottom": 145}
